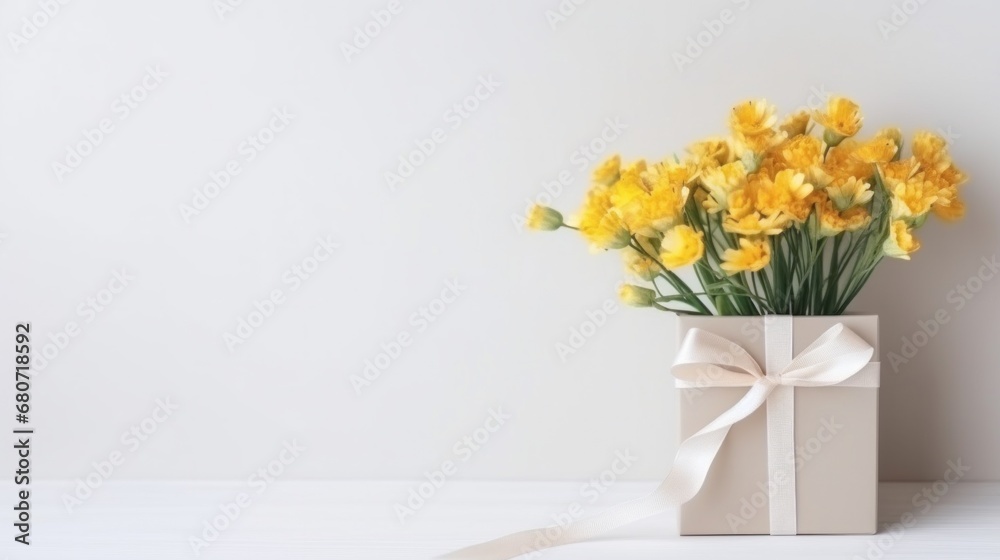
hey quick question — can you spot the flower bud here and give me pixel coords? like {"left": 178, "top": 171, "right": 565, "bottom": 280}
{"left": 880, "top": 127, "right": 904, "bottom": 162}
{"left": 740, "top": 151, "right": 762, "bottom": 174}
{"left": 879, "top": 127, "right": 903, "bottom": 147}
{"left": 882, "top": 220, "right": 920, "bottom": 260}
{"left": 526, "top": 205, "right": 564, "bottom": 231}
{"left": 823, "top": 128, "right": 846, "bottom": 147}
{"left": 622, "top": 248, "right": 658, "bottom": 281}
{"left": 618, "top": 284, "right": 656, "bottom": 307}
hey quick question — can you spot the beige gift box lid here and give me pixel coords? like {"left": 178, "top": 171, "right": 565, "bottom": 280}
{"left": 677, "top": 315, "right": 879, "bottom": 535}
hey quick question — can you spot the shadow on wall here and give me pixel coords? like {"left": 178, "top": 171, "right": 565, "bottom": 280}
{"left": 852, "top": 187, "right": 999, "bottom": 481}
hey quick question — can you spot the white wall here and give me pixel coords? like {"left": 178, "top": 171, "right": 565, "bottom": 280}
{"left": 1, "top": 0, "right": 998, "bottom": 483}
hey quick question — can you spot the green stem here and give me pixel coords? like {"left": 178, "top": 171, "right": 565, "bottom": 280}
{"left": 629, "top": 238, "right": 712, "bottom": 315}
{"left": 811, "top": 238, "right": 828, "bottom": 314}
{"left": 652, "top": 302, "right": 708, "bottom": 315}
{"left": 822, "top": 235, "right": 843, "bottom": 314}
{"left": 837, "top": 254, "right": 883, "bottom": 313}
{"left": 758, "top": 270, "right": 776, "bottom": 308}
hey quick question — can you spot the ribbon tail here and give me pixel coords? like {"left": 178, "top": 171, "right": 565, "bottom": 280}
{"left": 439, "top": 381, "right": 774, "bottom": 560}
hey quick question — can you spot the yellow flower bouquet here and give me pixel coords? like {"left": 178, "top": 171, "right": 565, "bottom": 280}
{"left": 529, "top": 96, "right": 967, "bottom": 315}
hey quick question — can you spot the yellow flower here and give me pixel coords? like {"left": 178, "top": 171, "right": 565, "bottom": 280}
{"left": 817, "top": 198, "right": 872, "bottom": 237}
{"left": 727, "top": 184, "right": 758, "bottom": 220}
{"left": 648, "top": 159, "right": 699, "bottom": 189}
{"left": 729, "top": 98, "right": 778, "bottom": 137}
{"left": 920, "top": 165, "right": 968, "bottom": 220}
{"left": 687, "top": 138, "right": 733, "bottom": 167}
{"left": 889, "top": 173, "right": 938, "bottom": 221}
{"left": 619, "top": 284, "right": 656, "bottom": 307}
{"left": 622, "top": 247, "right": 659, "bottom": 280}
{"left": 939, "top": 163, "right": 969, "bottom": 189}
{"left": 780, "top": 134, "right": 823, "bottom": 172}
{"left": 700, "top": 161, "right": 747, "bottom": 213}
{"left": 853, "top": 135, "right": 898, "bottom": 164}
{"left": 753, "top": 155, "right": 784, "bottom": 181}
{"left": 610, "top": 169, "right": 649, "bottom": 217}
{"left": 526, "top": 205, "right": 564, "bottom": 231}
{"left": 813, "top": 96, "right": 863, "bottom": 142}
{"left": 720, "top": 237, "right": 771, "bottom": 275}
{"left": 826, "top": 176, "right": 873, "bottom": 211}
{"left": 879, "top": 157, "right": 920, "bottom": 187}
{"left": 923, "top": 163, "right": 967, "bottom": 220}
{"left": 733, "top": 128, "right": 785, "bottom": 157}
{"left": 911, "top": 131, "right": 951, "bottom": 172}
{"left": 723, "top": 212, "right": 788, "bottom": 236}
{"left": 625, "top": 159, "right": 648, "bottom": 175}
{"left": 785, "top": 195, "right": 819, "bottom": 224}
{"left": 659, "top": 225, "right": 705, "bottom": 269}
{"left": 883, "top": 220, "right": 920, "bottom": 260}
{"left": 823, "top": 141, "right": 874, "bottom": 181}
{"left": 877, "top": 127, "right": 903, "bottom": 149}
{"left": 933, "top": 195, "right": 965, "bottom": 221}
{"left": 576, "top": 186, "right": 631, "bottom": 250}
{"left": 842, "top": 206, "right": 872, "bottom": 232}
{"left": 910, "top": 132, "right": 968, "bottom": 221}
{"left": 755, "top": 169, "right": 814, "bottom": 218}
{"left": 592, "top": 154, "right": 621, "bottom": 186}
{"left": 611, "top": 169, "right": 688, "bottom": 236}
{"left": 641, "top": 183, "right": 690, "bottom": 234}
{"left": 779, "top": 110, "right": 811, "bottom": 137}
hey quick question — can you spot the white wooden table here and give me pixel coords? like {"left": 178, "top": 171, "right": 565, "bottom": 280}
{"left": 8, "top": 481, "right": 999, "bottom": 559}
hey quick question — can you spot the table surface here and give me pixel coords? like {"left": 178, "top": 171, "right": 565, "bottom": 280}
{"left": 8, "top": 481, "right": 1000, "bottom": 559}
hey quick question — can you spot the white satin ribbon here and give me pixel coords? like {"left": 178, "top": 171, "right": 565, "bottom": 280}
{"left": 441, "top": 319, "right": 878, "bottom": 559}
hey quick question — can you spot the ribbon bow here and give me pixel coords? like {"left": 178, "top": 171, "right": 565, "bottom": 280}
{"left": 673, "top": 320, "right": 876, "bottom": 389}
{"left": 443, "top": 318, "right": 877, "bottom": 559}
